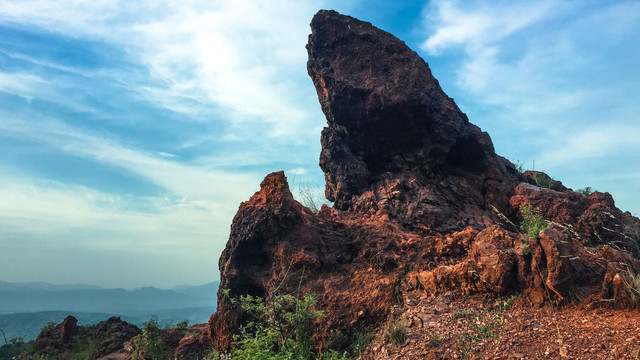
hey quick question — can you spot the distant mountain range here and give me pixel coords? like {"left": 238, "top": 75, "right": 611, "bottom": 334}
{"left": 0, "top": 281, "right": 219, "bottom": 341}
{"left": 0, "top": 281, "right": 104, "bottom": 292}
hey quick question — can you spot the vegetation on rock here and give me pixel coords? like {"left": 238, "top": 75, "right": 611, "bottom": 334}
{"left": 228, "top": 292, "right": 349, "bottom": 360}
{"left": 519, "top": 204, "right": 548, "bottom": 240}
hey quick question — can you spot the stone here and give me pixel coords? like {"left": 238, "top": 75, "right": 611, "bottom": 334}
{"left": 207, "top": 9, "right": 640, "bottom": 355}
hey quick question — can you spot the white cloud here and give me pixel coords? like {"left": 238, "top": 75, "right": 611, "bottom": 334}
{"left": 0, "top": 0, "right": 323, "bottom": 136}
{"left": 420, "top": 0, "right": 640, "bottom": 216}
{"left": 421, "top": 1, "right": 640, "bottom": 124}
{"left": 0, "top": 112, "right": 259, "bottom": 204}
{"left": 536, "top": 125, "right": 640, "bottom": 168}
{"left": 0, "top": 175, "right": 232, "bottom": 287}
{"left": 0, "top": 0, "right": 333, "bottom": 287}
{"left": 421, "top": 0, "right": 558, "bottom": 54}
{"left": 0, "top": 71, "right": 47, "bottom": 101}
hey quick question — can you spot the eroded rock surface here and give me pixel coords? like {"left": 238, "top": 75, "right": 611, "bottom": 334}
{"left": 209, "top": 9, "right": 640, "bottom": 354}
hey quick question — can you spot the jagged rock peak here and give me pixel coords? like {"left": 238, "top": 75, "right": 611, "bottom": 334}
{"left": 250, "top": 170, "right": 295, "bottom": 207}
{"left": 307, "top": 10, "right": 500, "bottom": 208}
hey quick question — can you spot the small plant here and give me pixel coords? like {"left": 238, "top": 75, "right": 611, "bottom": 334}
{"left": 348, "top": 327, "right": 371, "bottom": 357}
{"left": 458, "top": 334, "right": 480, "bottom": 360}
{"left": 201, "top": 349, "right": 221, "bottom": 359}
{"left": 0, "top": 336, "right": 34, "bottom": 360}
{"left": 428, "top": 332, "right": 443, "bottom": 348}
{"left": 453, "top": 309, "right": 474, "bottom": 319}
{"left": 297, "top": 182, "right": 321, "bottom": 213}
{"left": 290, "top": 178, "right": 329, "bottom": 214}
{"left": 231, "top": 293, "right": 348, "bottom": 360}
{"left": 513, "top": 160, "right": 525, "bottom": 173}
{"left": 506, "top": 294, "right": 520, "bottom": 308}
{"left": 384, "top": 318, "right": 407, "bottom": 346}
{"left": 530, "top": 171, "right": 557, "bottom": 189}
{"left": 576, "top": 186, "right": 593, "bottom": 196}
{"left": 534, "top": 176, "right": 554, "bottom": 188}
{"left": 175, "top": 320, "right": 189, "bottom": 330}
{"left": 627, "top": 270, "right": 640, "bottom": 296}
{"left": 469, "top": 315, "right": 494, "bottom": 342}
{"left": 41, "top": 322, "right": 57, "bottom": 332}
{"left": 132, "top": 317, "right": 170, "bottom": 360}
{"left": 520, "top": 204, "right": 548, "bottom": 240}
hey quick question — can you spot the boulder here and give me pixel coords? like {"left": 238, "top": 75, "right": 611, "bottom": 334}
{"left": 207, "top": 9, "right": 640, "bottom": 354}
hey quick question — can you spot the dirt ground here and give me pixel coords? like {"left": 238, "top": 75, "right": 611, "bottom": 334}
{"left": 362, "top": 293, "right": 640, "bottom": 360}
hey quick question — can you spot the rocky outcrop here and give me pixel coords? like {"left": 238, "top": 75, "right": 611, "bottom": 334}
{"left": 172, "top": 324, "right": 213, "bottom": 359}
{"left": 28, "top": 316, "right": 214, "bottom": 359}
{"left": 307, "top": 10, "right": 525, "bottom": 233}
{"left": 33, "top": 315, "right": 80, "bottom": 355}
{"left": 32, "top": 316, "right": 140, "bottom": 359}
{"left": 89, "top": 317, "right": 141, "bottom": 358}
{"left": 209, "top": 9, "right": 640, "bottom": 354}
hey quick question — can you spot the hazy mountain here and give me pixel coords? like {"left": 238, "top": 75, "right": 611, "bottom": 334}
{"left": 0, "top": 281, "right": 103, "bottom": 292}
{"left": 0, "top": 282, "right": 219, "bottom": 314}
{"left": 172, "top": 281, "right": 219, "bottom": 298}
{"left": 0, "top": 281, "right": 219, "bottom": 340}
{"left": 0, "top": 307, "right": 216, "bottom": 341}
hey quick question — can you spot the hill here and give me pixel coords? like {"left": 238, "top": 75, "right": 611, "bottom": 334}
{"left": 0, "top": 281, "right": 218, "bottom": 341}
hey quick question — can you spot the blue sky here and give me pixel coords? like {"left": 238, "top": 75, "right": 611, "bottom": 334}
{"left": 0, "top": 0, "right": 638, "bottom": 288}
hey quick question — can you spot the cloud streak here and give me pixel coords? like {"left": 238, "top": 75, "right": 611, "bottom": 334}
{"left": 420, "top": 0, "right": 640, "bottom": 214}
{"left": 0, "top": 0, "right": 322, "bottom": 136}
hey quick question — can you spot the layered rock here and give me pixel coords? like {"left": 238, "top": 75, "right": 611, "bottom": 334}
{"left": 209, "top": 9, "right": 640, "bottom": 354}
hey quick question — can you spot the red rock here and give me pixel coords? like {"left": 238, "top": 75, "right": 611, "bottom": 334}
{"left": 33, "top": 316, "right": 141, "bottom": 359}
{"left": 58, "top": 315, "right": 79, "bottom": 341}
{"left": 34, "top": 315, "right": 79, "bottom": 355}
{"left": 172, "top": 324, "right": 212, "bottom": 359}
{"left": 207, "top": 9, "right": 640, "bottom": 355}
{"left": 89, "top": 317, "right": 141, "bottom": 358}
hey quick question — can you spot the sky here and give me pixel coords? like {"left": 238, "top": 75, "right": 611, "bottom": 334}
{"left": 0, "top": 0, "right": 638, "bottom": 289}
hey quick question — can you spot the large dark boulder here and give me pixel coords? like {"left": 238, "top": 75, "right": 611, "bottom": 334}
{"left": 208, "top": 9, "right": 640, "bottom": 354}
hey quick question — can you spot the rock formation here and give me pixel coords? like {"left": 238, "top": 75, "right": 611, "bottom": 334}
{"left": 32, "top": 316, "right": 140, "bottom": 358}
{"left": 28, "top": 316, "right": 211, "bottom": 359}
{"left": 209, "top": 9, "right": 640, "bottom": 354}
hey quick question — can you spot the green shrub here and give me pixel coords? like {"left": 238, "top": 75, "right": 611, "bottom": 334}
{"left": 576, "top": 186, "right": 593, "bottom": 196}
{"left": 519, "top": 204, "right": 548, "bottom": 240}
{"left": 0, "top": 337, "right": 34, "bottom": 359}
{"left": 231, "top": 293, "right": 349, "bottom": 360}
{"left": 453, "top": 309, "right": 474, "bottom": 319}
{"left": 512, "top": 160, "right": 525, "bottom": 173}
{"left": 132, "top": 317, "right": 170, "bottom": 360}
{"left": 41, "top": 322, "right": 57, "bottom": 332}
{"left": 428, "top": 332, "right": 443, "bottom": 348}
{"left": 348, "top": 328, "right": 371, "bottom": 357}
{"left": 384, "top": 318, "right": 407, "bottom": 346}
{"left": 532, "top": 173, "right": 556, "bottom": 189}
{"left": 175, "top": 320, "right": 189, "bottom": 330}
{"left": 201, "top": 349, "right": 221, "bottom": 359}
{"left": 632, "top": 273, "right": 640, "bottom": 295}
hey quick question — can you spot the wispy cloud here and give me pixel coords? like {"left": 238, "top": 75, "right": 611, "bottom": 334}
{"left": 0, "top": 0, "right": 323, "bottom": 137}
{"left": 0, "top": 175, "right": 233, "bottom": 287}
{"left": 421, "top": 0, "right": 558, "bottom": 54}
{"left": 0, "top": 0, "right": 334, "bottom": 286}
{"left": 536, "top": 125, "right": 640, "bottom": 168}
{"left": 0, "top": 111, "right": 259, "bottom": 204}
{"left": 0, "top": 71, "right": 47, "bottom": 101}
{"left": 420, "top": 0, "right": 640, "bottom": 214}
